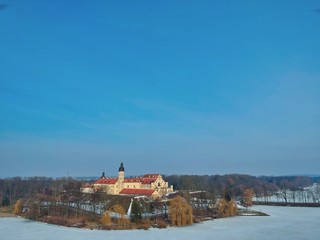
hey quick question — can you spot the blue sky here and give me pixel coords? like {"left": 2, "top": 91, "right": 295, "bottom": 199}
{"left": 0, "top": 0, "right": 320, "bottom": 177}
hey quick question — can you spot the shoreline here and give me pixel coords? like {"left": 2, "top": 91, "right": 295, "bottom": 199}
{"left": 253, "top": 201, "right": 320, "bottom": 207}
{"left": 0, "top": 212, "right": 15, "bottom": 218}
{"left": 0, "top": 207, "right": 15, "bottom": 218}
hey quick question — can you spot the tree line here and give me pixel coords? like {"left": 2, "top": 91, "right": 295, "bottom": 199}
{"left": 1, "top": 175, "right": 318, "bottom": 207}
{"left": 163, "top": 174, "right": 319, "bottom": 198}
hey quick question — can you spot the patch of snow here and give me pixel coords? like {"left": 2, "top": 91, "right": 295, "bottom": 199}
{"left": 126, "top": 198, "right": 133, "bottom": 216}
{"left": 1, "top": 206, "right": 319, "bottom": 240}
{"left": 240, "top": 213, "right": 257, "bottom": 216}
{"left": 237, "top": 204, "right": 246, "bottom": 209}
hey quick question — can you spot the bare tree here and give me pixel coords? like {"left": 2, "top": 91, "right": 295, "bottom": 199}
{"left": 169, "top": 196, "right": 193, "bottom": 226}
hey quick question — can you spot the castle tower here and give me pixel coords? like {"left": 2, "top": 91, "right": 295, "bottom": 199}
{"left": 118, "top": 162, "right": 125, "bottom": 182}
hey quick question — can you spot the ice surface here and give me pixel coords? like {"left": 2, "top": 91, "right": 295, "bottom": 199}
{"left": 1, "top": 206, "right": 319, "bottom": 240}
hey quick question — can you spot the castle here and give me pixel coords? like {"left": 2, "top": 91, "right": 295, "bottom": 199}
{"left": 83, "top": 163, "right": 173, "bottom": 199}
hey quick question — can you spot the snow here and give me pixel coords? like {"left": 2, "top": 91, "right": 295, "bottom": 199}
{"left": 1, "top": 206, "right": 320, "bottom": 240}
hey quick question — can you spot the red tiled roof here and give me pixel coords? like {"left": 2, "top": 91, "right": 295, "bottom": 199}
{"left": 119, "top": 188, "right": 155, "bottom": 196}
{"left": 94, "top": 174, "right": 162, "bottom": 185}
{"left": 143, "top": 174, "right": 160, "bottom": 179}
{"left": 142, "top": 178, "right": 156, "bottom": 184}
{"left": 124, "top": 177, "right": 143, "bottom": 183}
{"left": 95, "top": 178, "right": 118, "bottom": 184}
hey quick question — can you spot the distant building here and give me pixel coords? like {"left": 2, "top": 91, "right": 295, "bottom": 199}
{"left": 82, "top": 162, "right": 173, "bottom": 199}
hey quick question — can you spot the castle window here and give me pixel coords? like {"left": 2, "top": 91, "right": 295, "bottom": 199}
{"left": 158, "top": 182, "right": 161, "bottom": 187}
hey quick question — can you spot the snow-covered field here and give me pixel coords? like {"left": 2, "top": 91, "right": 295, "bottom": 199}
{"left": 1, "top": 206, "right": 319, "bottom": 240}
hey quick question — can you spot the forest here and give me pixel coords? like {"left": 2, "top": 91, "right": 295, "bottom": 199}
{"left": 163, "top": 174, "right": 319, "bottom": 197}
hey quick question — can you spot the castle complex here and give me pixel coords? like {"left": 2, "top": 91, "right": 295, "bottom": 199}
{"left": 83, "top": 163, "right": 173, "bottom": 199}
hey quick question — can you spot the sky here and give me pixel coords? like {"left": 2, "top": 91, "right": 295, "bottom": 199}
{"left": 0, "top": 0, "right": 320, "bottom": 177}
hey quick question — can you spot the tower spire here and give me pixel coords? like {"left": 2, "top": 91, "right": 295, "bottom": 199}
{"left": 118, "top": 162, "right": 125, "bottom": 183}
{"left": 119, "top": 162, "right": 125, "bottom": 172}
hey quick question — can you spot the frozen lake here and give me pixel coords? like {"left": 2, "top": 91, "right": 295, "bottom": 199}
{"left": 1, "top": 206, "right": 319, "bottom": 240}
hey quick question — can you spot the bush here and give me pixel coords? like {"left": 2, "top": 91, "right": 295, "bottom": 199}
{"left": 117, "top": 216, "right": 131, "bottom": 228}
{"left": 25, "top": 203, "right": 40, "bottom": 220}
{"left": 44, "top": 216, "right": 68, "bottom": 226}
{"left": 243, "top": 188, "right": 255, "bottom": 207}
{"left": 217, "top": 199, "right": 237, "bottom": 217}
{"left": 155, "top": 217, "right": 168, "bottom": 228}
{"left": 135, "top": 219, "right": 151, "bottom": 230}
{"left": 13, "top": 199, "right": 24, "bottom": 215}
{"left": 109, "top": 204, "right": 131, "bottom": 229}
{"left": 67, "top": 217, "right": 87, "bottom": 227}
{"left": 101, "top": 212, "right": 112, "bottom": 226}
